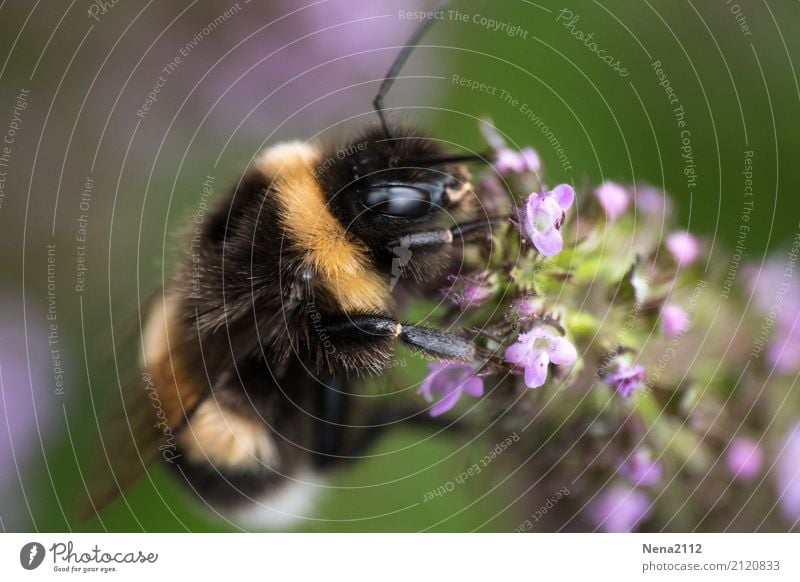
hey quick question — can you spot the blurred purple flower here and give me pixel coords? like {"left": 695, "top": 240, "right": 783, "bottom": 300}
{"left": 494, "top": 147, "right": 541, "bottom": 175}
{"left": 745, "top": 259, "right": 800, "bottom": 315}
{"left": 743, "top": 258, "right": 800, "bottom": 374}
{"left": 457, "top": 283, "right": 493, "bottom": 308}
{"left": 589, "top": 486, "right": 651, "bottom": 532}
{"left": 636, "top": 185, "right": 672, "bottom": 218}
{"left": 620, "top": 451, "right": 663, "bottom": 487}
{"left": 169, "top": 1, "right": 431, "bottom": 139}
{"left": 665, "top": 231, "right": 700, "bottom": 267}
{"left": 766, "top": 322, "right": 800, "bottom": 374}
{"left": 775, "top": 421, "right": 800, "bottom": 522}
{"left": 505, "top": 326, "right": 577, "bottom": 389}
{"left": 519, "top": 184, "right": 574, "bottom": 257}
{"left": 418, "top": 361, "right": 484, "bottom": 417}
{"left": 512, "top": 296, "right": 539, "bottom": 319}
{"left": 619, "top": 449, "right": 663, "bottom": 487}
{"left": 607, "top": 361, "right": 646, "bottom": 398}
{"left": 725, "top": 437, "right": 763, "bottom": 482}
{"left": 442, "top": 272, "right": 495, "bottom": 309}
{"left": 594, "top": 181, "right": 630, "bottom": 221}
{"left": 661, "top": 304, "right": 689, "bottom": 336}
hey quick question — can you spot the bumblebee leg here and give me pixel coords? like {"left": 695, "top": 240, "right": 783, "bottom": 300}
{"left": 386, "top": 216, "right": 505, "bottom": 252}
{"left": 318, "top": 315, "right": 400, "bottom": 354}
{"left": 315, "top": 314, "right": 400, "bottom": 372}
{"left": 398, "top": 324, "right": 475, "bottom": 361}
{"left": 318, "top": 314, "right": 474, "bottom": 369}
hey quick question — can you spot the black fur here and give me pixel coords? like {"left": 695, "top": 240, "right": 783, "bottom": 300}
{"left": 317, "top": 125, "right": 475, "bottom": 269}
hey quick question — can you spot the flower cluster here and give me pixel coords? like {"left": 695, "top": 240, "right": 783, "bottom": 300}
{"left": 407, "top": 120, "right": 800, "bottom": 532}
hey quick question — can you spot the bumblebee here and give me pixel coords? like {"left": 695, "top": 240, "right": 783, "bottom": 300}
{"left": 86, "top": 11, "right": 501, "bottom": 527}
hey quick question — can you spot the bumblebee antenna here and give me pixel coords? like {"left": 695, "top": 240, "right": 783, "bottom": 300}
{"left": 373, "top": 4, "right": 448, "bottom": 141}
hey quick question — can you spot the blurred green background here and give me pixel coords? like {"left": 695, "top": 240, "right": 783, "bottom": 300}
{"left": 0, "top": 0, "right": 798, "bottom": 531}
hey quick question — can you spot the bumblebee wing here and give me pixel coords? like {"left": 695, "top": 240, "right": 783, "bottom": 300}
{"left": 74, "top": 370, "right": 166, "bottom": 522}
{"left": 77, "top": 288, "right": 214, "bottom": 521}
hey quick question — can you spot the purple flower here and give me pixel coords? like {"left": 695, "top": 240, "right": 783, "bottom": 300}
{"left": 504, "top": 325, "right": 577, "bottom": 389}
{"left": 418, "top": 361, "right": 484, "bottom": 417}
{"left": 636, "top": 185, "right": 672, "bottom": 218}
{"left": 665, "top": 231, "right": 700, "bottom": 267}
{"left": 743, "top": 258, "right": 800, "bottom": 373}
{"left": 442, "top": 272, "right": 495, "bottom": 309}
{"left": 459, "top": 283, "right": 493, "bottom": 308}
{"left": 479, "top": 120, "right": 541, "bottom": 176}
{"left": 594, "top": 181, "right": 630, "bottom": 221}
{"left": 775, "top": 421, "right": 800, "bottom": 522}
{"left": 494, "top": 147, "right": 541, "bottom": 175}
{"left": 607, "top": 361, "right": 646, "bottom": 398}
{"left": 725, "top": 437, "right": 763, "bottom": 482}
{"left": 512, "top": 296, "right": 539, "bottom": 318}
{"left": 745, "top": 259, "right": 800, "bottom": 316}
{"left": 519, "top": 184, "right": 575, "bottom": 256}
{"left": 766, "top": 323, "right": 800, "bottom": 374}
{"left": 619, "top": 449, "right": 663, "bottom": 486}
{"left": 589, "top": 486, "right": 651, "bottom": 532}
{"left": 661, "top": 304, "right": 689, "bottom": 336}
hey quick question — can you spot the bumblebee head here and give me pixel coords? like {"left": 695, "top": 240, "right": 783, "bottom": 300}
{"left": 317, "top": 125, "right": 481, "bottom": 257}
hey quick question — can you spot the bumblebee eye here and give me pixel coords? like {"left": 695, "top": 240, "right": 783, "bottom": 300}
{"left": 362, "top": 185, "right": 432, "bottom": 218}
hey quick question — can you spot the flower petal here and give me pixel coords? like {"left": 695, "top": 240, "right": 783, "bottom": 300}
{"left": 523, "top": 352, "right": 550, "bottom": 388}
{"left": 550, "top": 184, "right": 575, "bottom": 210}
{"left": 520, "top": 148, "right": 541, "bottom": 173}
{"left": 504, "top": 341, "right": 530, "bottom": 366}
{"left": 539, "top": 195, "right": 563, "bottom": 220}
{"left": 417, "top": 362, "right": 448, "bottom": 400}
{"left": 548, "top": 336, "right": 577, "bottom": 366}
{"left": 665, "top": 231, "right": 700, "bottom": 267}
{"left": 637, "top": 185, "right": 672, "bottom": 217}
{"left": 661, "top": 304, "right": 689, "bottom": 336}
{"left": 522, "top": 193, "right": 544, "bottom": 233}
{"left": 429, "top": 387, "right": 463, "bottom": 417}
{"left": 595, "top": 181, "right": 630, "bottom": 220}
{"left": 418, "top": 362, "right": 485, "bottom": 417}
{"left": 417, "top": 377, "right": 435, "bottom": 401}
{"left": 531, "top": 228, "right": 563, "bottom": 256}
{"left": 619, "top": 450, "right": 663, "bottom": 487}
{"left": 726, "top": 438, "right": 763, "bottom": 481}
{"left": 495, "top": 148, "right": 524, "bottom": 174}
{"left": 462, "top": 376, "right": 484, "bottom": 398}
{"left": 590, "top": 486, "right": 651, "bottom": 532}
{"left": 521, "top": 328, "right": 548, "bottom": 341}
